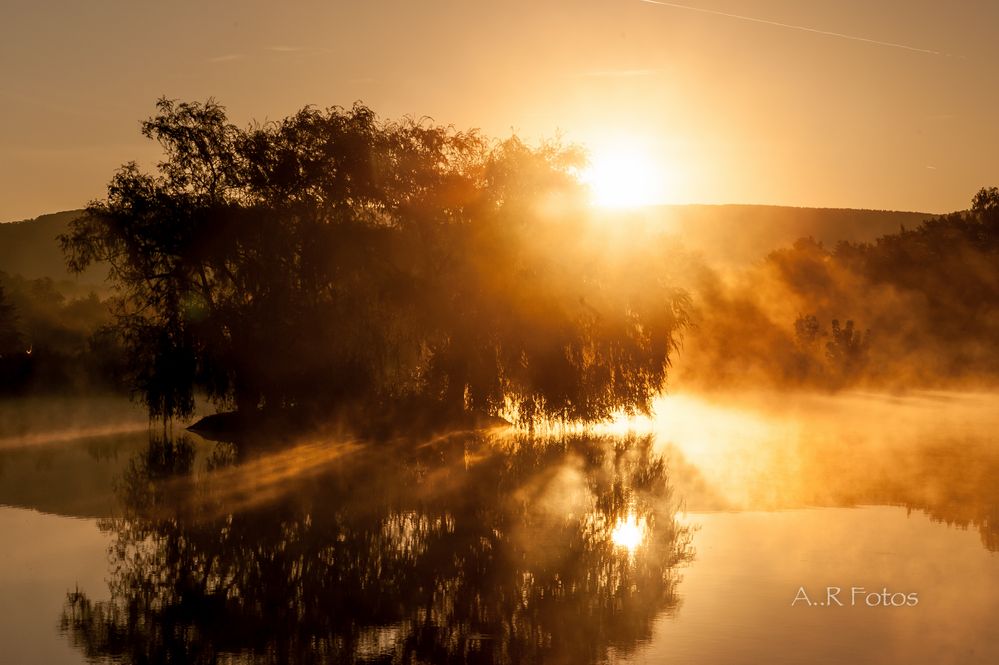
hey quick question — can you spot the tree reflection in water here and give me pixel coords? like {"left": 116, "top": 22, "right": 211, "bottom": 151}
{"left": 60, "top": 432, "right": 692, "bottom": 664}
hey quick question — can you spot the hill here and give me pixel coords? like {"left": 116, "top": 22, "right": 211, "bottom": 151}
{"left": 0, "top": 210, "right": 82, "bottom": 279}
{"left": 0, "top": 210, "right": 106, "bottom": 289}
{"left": 1, "top": 205, "right": 938, "bottom": 284}
{"left": 636, "top": 204, "right": 935, "bottom": 265}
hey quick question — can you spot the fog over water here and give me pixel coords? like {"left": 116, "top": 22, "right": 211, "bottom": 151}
{"left": 1, "top": 389, "right": 996, "bottom": 664}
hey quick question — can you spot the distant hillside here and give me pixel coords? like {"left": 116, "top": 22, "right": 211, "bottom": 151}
{"left": 1, "top": 205, "right": 939, "bottom": 284}
{"left": 0, "top": 210, "right": 106, "bottom": 288}
{"left": 649, "top": 204, "right": 935, "bottom": 265}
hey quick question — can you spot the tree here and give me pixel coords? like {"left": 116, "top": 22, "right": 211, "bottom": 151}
{"left": 826, "top": 319, "right": 870, "bottom": 378}
{"left": 62, "top": 99, "right": 690, "bottom": 426}
{"left": 972, "top": 186, "right": 999, "bottom": 215}
{"left": 0, "top": 283, "right": 21, "bottom": 355}
{"left": 793, "top": 314, "right": 822, "bottom": 347}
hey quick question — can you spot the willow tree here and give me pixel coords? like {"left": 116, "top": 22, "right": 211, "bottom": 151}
{"left": 63, "top": 98, "right": 689, "bottom": 426}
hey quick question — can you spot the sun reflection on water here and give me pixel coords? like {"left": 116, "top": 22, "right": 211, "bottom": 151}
{"left": 610, "top": 513, "right": 646, "bottom": 553}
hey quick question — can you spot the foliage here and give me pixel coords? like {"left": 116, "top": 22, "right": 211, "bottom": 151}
{"left": 62, "top": 99, "right": 690, "bottom": 424}
{"left": 793, "top": 313, "right": 822, "bottom": 347}
{"left": 0, "top": 283, "right": 21, "bottom": 355}
{"left": 825, "top": 319, "right": 871, "bottom": 379}
{"left": 0, "top": 271, "right": 119, "bottom": 394}
{"left": 678, "top": 187, "right": 999, "bottom": 390}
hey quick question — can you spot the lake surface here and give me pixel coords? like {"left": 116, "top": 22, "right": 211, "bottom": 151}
{"left": 1, "top": 391, "right": 997, "bottom": 664}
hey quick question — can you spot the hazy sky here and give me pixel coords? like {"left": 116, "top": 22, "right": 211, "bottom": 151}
{"left": 3, "top": 0, "right": 998, "bottom": 220}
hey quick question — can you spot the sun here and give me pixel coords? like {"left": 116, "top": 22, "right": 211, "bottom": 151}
{"left": 579, "top": 141, "right": 665, "bottom": 209}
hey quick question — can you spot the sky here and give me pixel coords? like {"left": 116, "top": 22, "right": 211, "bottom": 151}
{"left": 2, "top": 0, "right": 998, "bottom": 220}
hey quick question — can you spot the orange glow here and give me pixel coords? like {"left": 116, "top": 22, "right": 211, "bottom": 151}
{"left": 580, "top": 141, "right": 666, "bottom": 208}
{"left": 611, "top": 513, "right": 647, "bottom": 552}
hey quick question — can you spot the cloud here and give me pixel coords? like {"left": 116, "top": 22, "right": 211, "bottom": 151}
{"left": 639, "top": 0, "right": 951, "bottom": 57}
{"left": 267, "top": 45, "right": 334, "bottom": 56}
{"left": 207, "top": 53, "right": 244, "bottom": 63}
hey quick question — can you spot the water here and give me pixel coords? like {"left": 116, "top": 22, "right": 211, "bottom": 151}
{"left": 1, "top": 392, "right": 997, "bottom": 664}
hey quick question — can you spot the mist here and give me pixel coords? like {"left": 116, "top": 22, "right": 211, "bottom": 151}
{"left": 632, "top": 191, "right": 999, "bottom": 394}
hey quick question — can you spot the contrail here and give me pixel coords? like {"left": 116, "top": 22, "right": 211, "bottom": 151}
{"left": 639, "top": 0, "right": 947, "bottom": 56}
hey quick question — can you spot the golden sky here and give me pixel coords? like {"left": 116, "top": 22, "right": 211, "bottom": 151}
{"left": 2, "top": 0, "right": 997, "bottom": 220}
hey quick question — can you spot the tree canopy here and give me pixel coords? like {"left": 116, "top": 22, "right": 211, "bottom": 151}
{"left": 0, "top": 283, "right": 21, "bottom": 355}
{"left": 62, "top": 99, "right": 690, "bottom": 426}
{"left": 678, "top": 186, "right": 999, "bottom": 390}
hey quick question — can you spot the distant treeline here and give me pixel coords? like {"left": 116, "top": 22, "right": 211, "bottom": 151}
{"left": 679, "top": 187, "right": 999, "bottom": 390}
{"left": 0, "top": 272, "right": 123, "bottom": 394}
{"left": 651, "top": 204, "right": 931, "bottom": 267}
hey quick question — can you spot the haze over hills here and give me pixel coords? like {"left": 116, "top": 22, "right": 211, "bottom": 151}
{"left": 0, "top": 210, "right": 97, "bottom": 284}
{"left": 623, "top": 204, "right": 935, "bottom": 266}
{"left": 1, "top": 204, "right": 938, "bottom": 283}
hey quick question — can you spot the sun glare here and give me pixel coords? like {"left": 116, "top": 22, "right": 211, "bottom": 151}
{"left": 610, "top": 513, "right": 646, "bottom": 553}
{"left": 580, "top": 142, "right": 664, "bottom": 209}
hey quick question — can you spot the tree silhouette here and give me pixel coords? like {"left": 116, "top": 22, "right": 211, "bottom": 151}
{"left": 0, "top": 283, "right": 27, "bottom": 392}
{"left": 0, "top": 283, "right": 21, "bottom": 355}
{"left": 972, "top": 186, "right": 999, "bottom": 217}
{"left": 62, "top": 99, "right": 690, "bottom": 426}
{"left": 793, "top": 313, "right": 822, "bottom": 347}
{"left": 825, "top": 319, "right": 870, "bottom": 379}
